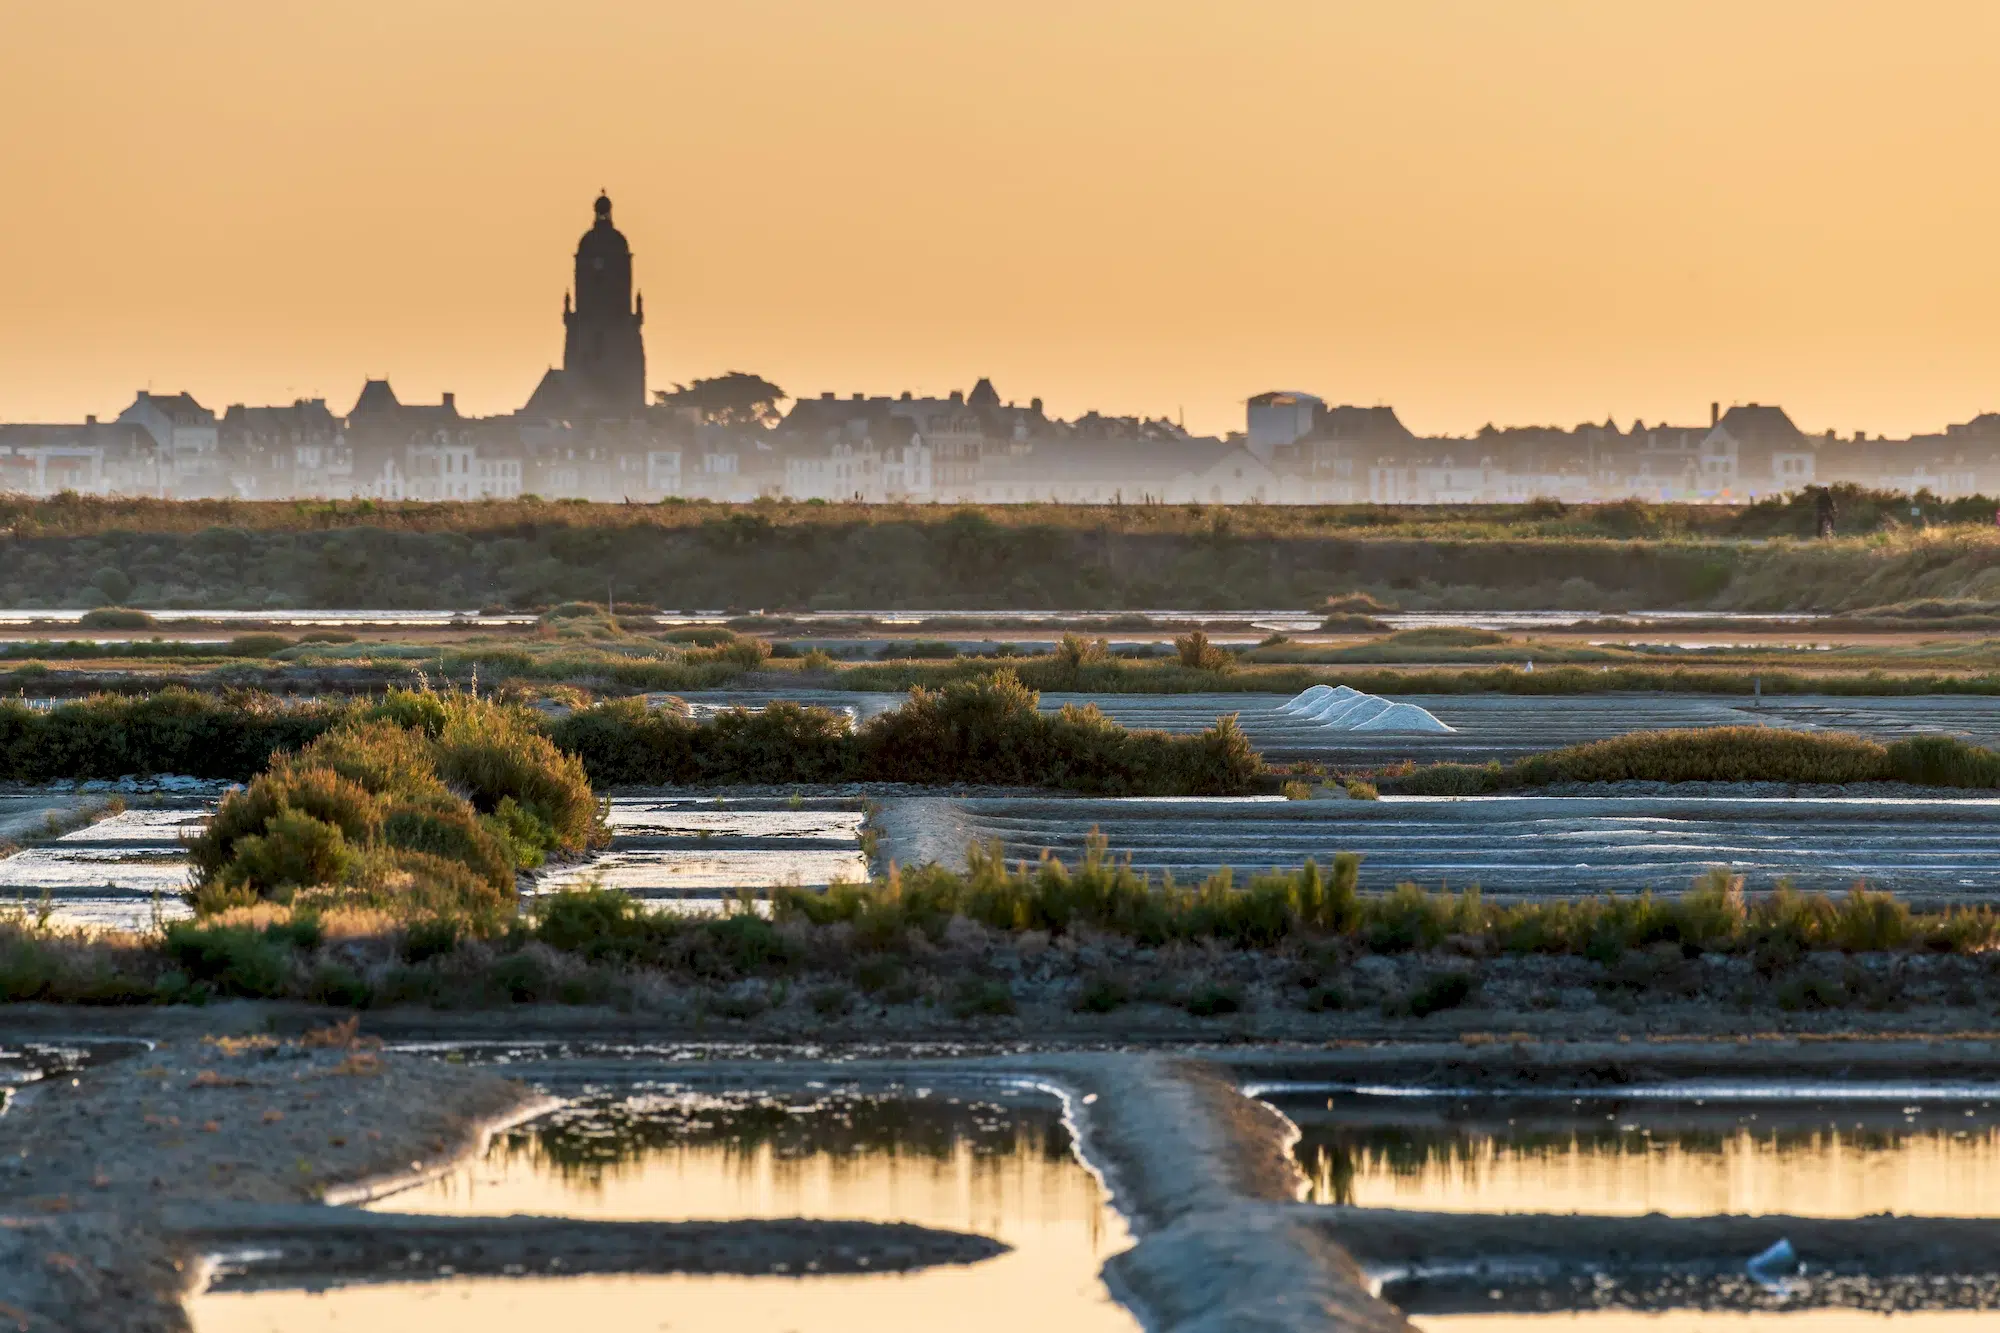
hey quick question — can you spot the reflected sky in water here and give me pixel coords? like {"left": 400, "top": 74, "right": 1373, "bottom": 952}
{"left": 188, "top": 1085, "right": 1135, "bottom": 1333}
{"left": 1276, "top": 1092, "right": 2000, "bottom": 1219}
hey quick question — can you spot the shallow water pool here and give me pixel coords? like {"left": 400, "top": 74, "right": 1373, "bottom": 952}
{"left": 187, "top": 1083, "right": 1136, "bottom": 1333}
{"left": 1274, "top": 1091, "right": 2000, "bottom": 1218}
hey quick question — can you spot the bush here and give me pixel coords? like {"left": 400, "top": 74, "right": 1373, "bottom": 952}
{"left": 1174, "top": 630, "right": 1233, "bottom": 673}
{"left": 809, "top": 984, "right": 855, "bottom": 1017}
{"left": 1394, "top": 970, "right": 1475, "bottom": 1018}
{"left": 949, "top": 977, "right": 1016, "bottom": 1018}
{"left": 189, "top": 689, "right": 599, "bottom": 918}
{"left": 161, "top": 922, "right": 294, "bottom": 998}
{"left": 79, "top": 606, "right": 151, "bottom": 629}
{"left": 381, "top": 795, "right": 518, "bottom": 893}
{"left": 1382, "top": 728, "right": 1990, "bottom": 792}
{"left": 1886, "top": 735, "right": 2000, "bottom": 788}
{"left": 225, "top": 633, "right": 295, "bottom": 657}
{"left": 218, "top": 809, "right": 359, "bottom": 898}
{"left": 1183, "top": 983, "right": 1243, "bottom": 1017}
{"left": 854, "top": 671, "right": 1261, "bottom": 795}
{"left": 401, "top": 917, "right": 462, "bottom": 964}
{"left": 1073, "top": 973, "right": 1130, "bottom": 1013}
{"left": 308, "top": 962, "right": 372, "bottom": 1008}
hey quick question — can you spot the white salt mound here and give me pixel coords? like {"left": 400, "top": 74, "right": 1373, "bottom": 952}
{"left": 1351, "top": 702, "right": 1455, "bottom": 733}
{"left": 1279, "top": 684, "right": 1357, "bottom": 715}
{"left": 1280, "top": 687, "right": 1454, "bottom": 734}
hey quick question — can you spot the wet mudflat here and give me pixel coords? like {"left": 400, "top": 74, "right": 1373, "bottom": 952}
{"left": 187, "top": 1081, "right": 1136, "bottom": 1333}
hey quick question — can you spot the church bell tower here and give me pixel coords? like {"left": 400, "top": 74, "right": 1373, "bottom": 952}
{"left": 560, "top": 191, "right": 647, "bottom": 414}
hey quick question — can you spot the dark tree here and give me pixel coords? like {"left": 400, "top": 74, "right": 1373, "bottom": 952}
{"left": 655, "top": 372, "right": 788, "bottom": 428}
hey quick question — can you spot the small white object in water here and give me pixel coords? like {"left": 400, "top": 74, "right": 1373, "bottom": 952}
{"left": 1746, "top": 1236, "right": 1801, "bottom": 1293}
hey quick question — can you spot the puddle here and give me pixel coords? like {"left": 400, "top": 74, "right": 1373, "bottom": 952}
{"left": 188, "top": 1083, "right": 1136, "bottom": 1333}
{"left": 0, "top": 1039, "right": 149, "bottom": 1111}
{"left": 1273, "top": 1091, "right": 2000, "bottom": 1218}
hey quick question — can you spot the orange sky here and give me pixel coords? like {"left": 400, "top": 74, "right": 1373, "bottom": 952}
{"left": 5, "top": 0, "right": 2000, "bottom": 438}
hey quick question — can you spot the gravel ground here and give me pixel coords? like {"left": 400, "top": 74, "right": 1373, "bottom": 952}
{"left": 0, "top": 1026, "right": 535, "bottom": 1332}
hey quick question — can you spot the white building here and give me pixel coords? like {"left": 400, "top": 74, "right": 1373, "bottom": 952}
{"left": 117, "top": 391, "right": 219, "bottom": 496}
{"left": 1245, "top": 391, "right": 1323, "bottom": 462}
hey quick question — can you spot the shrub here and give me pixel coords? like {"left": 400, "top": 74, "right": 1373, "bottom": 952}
{"left": 486, "top": 951, "right": 548, "bottom": 1002}
{"left": 1383, "top": 728, "right": 1963, "bottom": 792}
{"left": 381, "top": 795, "right": 518, "bottom": 893}
{"left": 188, "top": 766, "right": 381, "bottom": 883}
{"left": 1344, "top": 779, "right": 1380, "bottom": 800}
{"left": 160, "top": 922, "right": 293, "bottom": 998}
{"left": 531, "top": 887, "right": 674, "bottom": 962}
{"left": 1174, "top": 630, "right": 1233, "bottom": 673}
{"left": 1055, "top": 633, "right": 1109, "bottom": 669}
{"left": 1281, "top": 780, "right": 1314, "bottom": 801}
{"left": 854, "top": 956, "right": 907, "bottom": 993}
{"left": 1395, "top": 970, "right": 1475, "bottom": 1018}
{"left": 189, "top": 689, "right": 598, "bottom": 919}
{"left": 79, "top": 606, "right": 152, "bottom": 629}
{"left": 1183, "top": 983, "right": 1243, "bottom": 1017}
{"left": 401, "top": 917, "right": 462, "bottom": 964}
{"left": 217, "top": 809, "right": 359, "bottom": 898}
{"left": 854, "top": 671, "right": 1260, "bottom": 795}
{"left": 1302, "top": 983, "right": 1349, "bottom": 1012}
{"left": 949, "top": 977, "right": 1016, "bottom": 1018}
{"left": 1074, "top": 973, "right": 1130, "bottom": 1013}
{"left": 431, "top": 699, "right": 599, "bottom": 851}
{"left": 809, "top": 984, "right": 855, "bottom": 1017}
{"left": 225, "top": 633, "right": 295, "bottom": 657}
{"left": 308, "top": 962, "right": 372, "bottom": 1008}
{"left": 1886, "top": 735, "right": 2000, "bottom": 788}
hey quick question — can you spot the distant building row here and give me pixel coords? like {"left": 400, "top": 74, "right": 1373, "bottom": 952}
{"left": 7, "top": 383, "right": 2000, "bottom": 505}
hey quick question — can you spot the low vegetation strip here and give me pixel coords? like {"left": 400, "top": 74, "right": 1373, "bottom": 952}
{"left": 1379, "top": 728, "right": 2000, "bottom": 793}
{"left": 8, "top": 492, "right": 2000, "bottom": 613}
{"left": 835, "top": 659, "right": 2000, "bottom": 697}
{"left": 0, "top": 674, "right": 1262, "bottom": 794}
{"left": 2, "top": 846, "right": 1993, "bottom": 1013}
{"left": 550, "top": 670, "right": 1261, "bottom": 793}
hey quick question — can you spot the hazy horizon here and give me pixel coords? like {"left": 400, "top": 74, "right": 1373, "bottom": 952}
{"left": 7, "top": 0, "right": 2000, "bottom": 438}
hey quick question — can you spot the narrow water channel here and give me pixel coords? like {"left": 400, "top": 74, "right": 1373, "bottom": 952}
{"left": 187, "top": 1083, "right": 1136, "bottom": 1333}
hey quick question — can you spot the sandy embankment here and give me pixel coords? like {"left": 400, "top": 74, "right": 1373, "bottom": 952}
{"left": 1028, "top": 1053, "right": 1411, "bottom": 1332}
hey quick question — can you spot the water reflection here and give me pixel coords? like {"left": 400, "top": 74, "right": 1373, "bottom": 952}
{"left": 1276, "top": 1093, "right": 2000, "bottom": 1218}
{"left": 189, "top": 1085, "right": 1136, "bottom": 1333}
